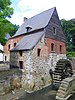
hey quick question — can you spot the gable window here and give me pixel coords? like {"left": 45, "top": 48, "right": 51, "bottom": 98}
{"left": 53, "top": 27, "right": 56, "bottom": 34}
{"left": 8, "top": 44, "right": 10, "bottom": 50}
{"left": 19, "top": 51, "right": 22, "bottom": 56}
{"left": 60, "top": 45, "right": 62, "bottom": 53}
{"left": 51, "top": 43, "right": 54, "bottom": 51}
{"left": 37, "top": 48, "right": 41, "bottom": 57}
{"left": 14, "top": 43, "right": 16, "bottom": 47}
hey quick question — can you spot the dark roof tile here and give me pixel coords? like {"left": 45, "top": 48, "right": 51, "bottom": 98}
{"left": 11, "top": 31, "right": 44, "bottom": 51}
{"left": 13, "top": 7, "right": 55, "bottom": 37}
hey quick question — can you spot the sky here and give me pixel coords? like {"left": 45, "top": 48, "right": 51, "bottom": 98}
{"left": 9, "top": 0, "right": 75, "bottom": 26}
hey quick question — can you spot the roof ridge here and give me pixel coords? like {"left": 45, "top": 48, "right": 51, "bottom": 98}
{"left": 27, "top": 7, "right": 56, "bottom": 20}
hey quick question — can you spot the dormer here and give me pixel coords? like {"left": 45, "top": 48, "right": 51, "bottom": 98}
{"left": 26, "top": 25, "right": 32, "bottom": 33}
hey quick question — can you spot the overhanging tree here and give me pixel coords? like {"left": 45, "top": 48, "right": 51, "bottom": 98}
{"left": 0, "top": 0, "right": 14, "bottom": 45}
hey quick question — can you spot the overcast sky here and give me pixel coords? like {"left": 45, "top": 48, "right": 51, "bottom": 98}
{"left": 9, "top": 0, "right": 75, "bottom": 26}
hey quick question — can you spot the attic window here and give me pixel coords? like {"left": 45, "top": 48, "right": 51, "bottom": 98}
{"left": 26, "top": 26, "right": 32, "bottom": 32}
{"left": 53, "top": 27, "right": 56, "bottom": 34}
{"left": 37, "top": 48, "right": 41, "bottom": 57}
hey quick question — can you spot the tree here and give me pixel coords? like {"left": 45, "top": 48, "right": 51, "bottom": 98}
{"left": 0, "top": 0, "right": 14, "bottom": 45}
{"left": 61, "top": 19, "right": 75, "bottom": 51}
{"left": 9, "top": 24, "right": 19, "bottom": 36}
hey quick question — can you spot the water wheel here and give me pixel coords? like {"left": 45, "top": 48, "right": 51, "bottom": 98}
{"left": 53, "top": 59, "right": 73, "bottom": 87}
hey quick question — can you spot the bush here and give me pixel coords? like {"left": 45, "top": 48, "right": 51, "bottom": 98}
{"left": 66, "top": 51, "right": 75, "bottom": 57}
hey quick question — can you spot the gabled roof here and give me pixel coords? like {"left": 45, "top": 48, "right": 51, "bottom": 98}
{"left": 13, "top": 7, "right": 56, "bottom": 37}
{"left": 11, "top": 31, "right": 44, "bottom": 51}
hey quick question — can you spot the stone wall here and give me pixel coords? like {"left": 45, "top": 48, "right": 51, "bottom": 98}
{"left": 0, "top": 69, "right": 22, "bottom": 95}
{"left": 21, "top": 38, "right": 66, "bottom": 92}
{"left": 10, "top": 51, "right": 19, "bottom": 68}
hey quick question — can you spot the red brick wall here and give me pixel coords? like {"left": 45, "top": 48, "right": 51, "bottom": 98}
{"left": 46, "top": 38, "right": 66, "bottom": 54}
{"left": 4, "top": 35, "right": 24, "bottom": 54}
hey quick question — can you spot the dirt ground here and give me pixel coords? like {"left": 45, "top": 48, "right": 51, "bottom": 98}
{"left": 0, "top": 85, "right": 75, "bottom": 100}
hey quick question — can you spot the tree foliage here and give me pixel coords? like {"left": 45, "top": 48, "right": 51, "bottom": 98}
{"left": 61, "top": 19, "right": 75, "bottom": 52}
{"left": 0, "top": 0, "right": 13, "bottom": 18}
{"left": 0, "top": 0, "right": 14, "bottom": 45}
{"left": 9, "top": 24, "right": 19, "bottom": 36}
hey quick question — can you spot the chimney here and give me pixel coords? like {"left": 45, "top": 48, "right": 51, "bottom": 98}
{"left": 23, "top": 17, "right": 28, "bottom": 22}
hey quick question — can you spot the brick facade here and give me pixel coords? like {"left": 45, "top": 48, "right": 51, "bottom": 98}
{"left": 4, "top": 35, "right": 23, "bottom": 62}
{"left": 46, "top": 38, "right": 66, "bottom": 54}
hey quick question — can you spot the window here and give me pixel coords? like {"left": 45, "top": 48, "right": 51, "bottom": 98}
{"left": 60, "top": 45, "right": 62, "bottom": 53}
{"left": 37, "top": 48, "right": 41, "bottom": 56}
{"left": 53, "top": 27, "right": 56, "bottom": 34}
{"left": 19, "top": 61, "right": 23, "bottom": 69}
{"left": 8, "top": 44, "right": 10, "bottom": 50}
{"left": 26, "top": 26, "right": 32, "bottom": 32}
{"left": 19, "top": 51, "right": 22, "bottom": 56}
{"left": 14, "top": 43, "right": 16, "bottom": 47}
{"left": 5, "top": 56, "right": 7, "bottom": 61}
{"left": 51, "top": 43, "right": 54, "bottom": 51}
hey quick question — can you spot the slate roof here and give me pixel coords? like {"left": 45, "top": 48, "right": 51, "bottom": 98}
{"left": 11, "top": 31, "right": 44, "bottom": 51}
{"left": 13, "top": 7, "right": 55, "bottom": 37}
{"left": 5, "top": 34, "right": 11, "bottom": 40}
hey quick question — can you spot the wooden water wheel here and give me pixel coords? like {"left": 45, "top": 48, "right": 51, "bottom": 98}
{"left": 53, "top": 59, "right": 73, "bottom": 87}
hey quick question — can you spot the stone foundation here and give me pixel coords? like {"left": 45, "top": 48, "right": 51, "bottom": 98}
{"left": 21, "top": 51, "right": 66, "bottom": 92}
{"left": 0, "top": 69, "right": 22, "bottom": 95}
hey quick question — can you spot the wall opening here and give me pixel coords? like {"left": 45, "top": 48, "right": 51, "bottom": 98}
{"left": 14, "top": 43, "right": 16, "bottom": 47}
{"left": 51, "top": 43, "right": 54, "bottom": 51}
{"left": 5, "top": 56, "right": 7, "bottom": 61}
{"left": 19, "top": 51, "right": 22, "bottom": 56}
{"left": 19, "top": 61, "right": 23, "bottom": 69}
{"left": 60, "top": 45, "right": 62, "bottom": 53}
{"left": 8, "top": 44, "right": 10, "bottom": 50}
{"left": 53, "top": 27, "right": 56, "bottom": 34}
{"left": 37, "top": 48, "right": 41, "bottom": 56}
